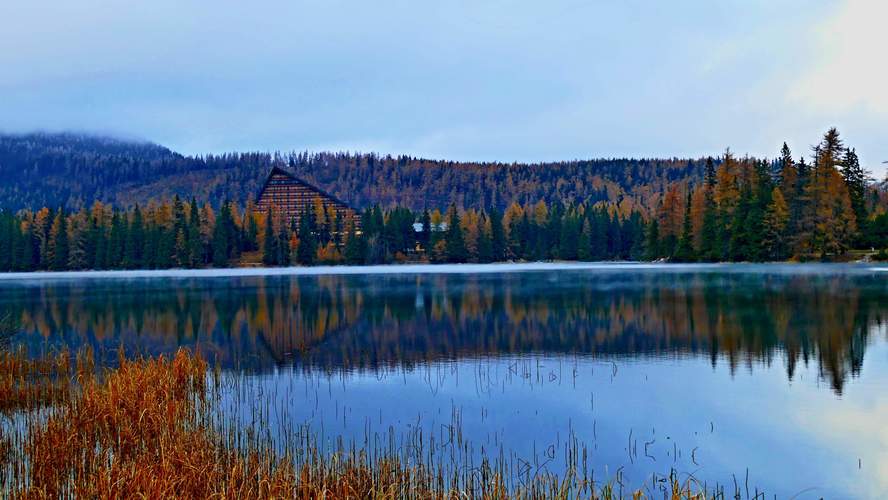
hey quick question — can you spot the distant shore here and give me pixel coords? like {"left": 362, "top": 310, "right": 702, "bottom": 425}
{"left": 0, "top": 261, "right": 885, "bottom": 281}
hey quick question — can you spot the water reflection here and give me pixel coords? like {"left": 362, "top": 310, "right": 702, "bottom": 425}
{"left": 1, "top": 267, "right": 885, "bottom": 395}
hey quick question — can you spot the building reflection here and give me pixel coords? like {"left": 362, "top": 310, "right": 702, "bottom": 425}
{"left": 3, "top": 271, "right": 885, "bottom": 394}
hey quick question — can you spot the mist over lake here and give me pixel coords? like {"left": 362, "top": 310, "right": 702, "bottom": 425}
{"left": 2, "top": 263, "right": 886, "bottom": 498}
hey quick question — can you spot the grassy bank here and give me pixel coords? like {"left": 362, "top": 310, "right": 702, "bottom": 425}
{"left": 1, "top": 348, "right": 740, "bottom": 498}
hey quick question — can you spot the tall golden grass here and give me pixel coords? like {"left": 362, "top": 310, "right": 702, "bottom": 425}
{"left": 1, "top": 348, "right": 721, "bottom": 499}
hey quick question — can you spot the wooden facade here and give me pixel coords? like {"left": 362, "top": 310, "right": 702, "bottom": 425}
{"left": 256, "top": 166, "right": 359, "bottom": 228}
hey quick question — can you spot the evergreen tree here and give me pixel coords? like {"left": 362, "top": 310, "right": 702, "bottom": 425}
{"left": 673, "top": 191, "right": 696, "bottom": 262}
{"left": 577, "top": 219, "right": 593, "bottom": 261}
{"left": 188, "top": 199, "right": 203, "bottom": 267}
{"left": 262, "top": 207, "right": 277, "bottom": 266}
{"left": 419, "top": 210, "right": 431, "bottom": 250}
{"left": 124, "top": 206, "right": 144, "bottom": 269}
{"left": 489, "top": 207, "right": 507, "bottom": 261}
{"left": 699, "top": 159, "right": 719, "bottom": 261}
{"left": 212, "top": 202, "right": 232, "bottom": 267}
{"left": 476, "top": 215, "right": 494, "bottom": 263}
{"left": 343, "top": 220, "right": 365, "bottom": 264}
{"left": 296, "top": 210, "right": 317, "bottom": 265}
{"left": 444, "top": 204, "right": 468, "bottom": 263}
{"left": 50, "top": 211, "right": 69, "bottom": 271}
{"left": 645, "top": 218, "right": 660, "bottom": 260}
{"left": 763, "top": 187, "right": 789, "bottom": 260}
{"left": 841, "top": 148, "right": 868, "bottom": 243}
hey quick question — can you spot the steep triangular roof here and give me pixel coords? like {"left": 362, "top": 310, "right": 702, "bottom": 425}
{"left": 259, "top": 166, "right": 356, "bottom": 209}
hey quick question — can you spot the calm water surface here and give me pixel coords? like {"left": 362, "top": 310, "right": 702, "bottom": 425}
{"left": 1, "top": 264, "right": 886, "bottom": 498}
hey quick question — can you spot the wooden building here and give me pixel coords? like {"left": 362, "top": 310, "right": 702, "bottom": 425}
{"left": 256, "top": 166, "right": 359, "bottom": 228}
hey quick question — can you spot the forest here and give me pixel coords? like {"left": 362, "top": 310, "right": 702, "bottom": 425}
{"left": 0, "top": 129, "right": 886, "bottom": 270}
{"left": 0, "top": 132, "right": 703, "bottom": 215}
{"left": 0, "top": 195, "right": 646, "bottom": 271}
{"left": 648, "top": 129, "right": 888, "bottom": 261}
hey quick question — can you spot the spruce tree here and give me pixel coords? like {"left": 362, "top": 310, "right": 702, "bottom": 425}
{"left": 212, "top": 203, "right": 232, "bottom": 268}
{"left": 125, "top": 206, "right": 144, "bottom": 269}
{"left": 645, "top": 218, "right": 660, "bottom": 260}
{"left": 296, "top": 210, "right": 317, "bottom": 265}
{"left": 577, "top": 219, "right": 592, "bottom": 261}
{"left": 188, "top": 199, "right": 203, "bottom": 267}
{"left": 51, "top": 212, "right": 69, "bottom": 271}
{"left": 476, "top": 215, "right": 494, "bottom": 263}
{"left": 419, "top": 210, "right": 431, "bottom": 250}
{"left": 489, "top": 207, "right": 506, "bottom": 261}
{"left": 444, "top": 205, "right": 468, "bottom": 263}
{"left": 343, "top": 220, "right": 365, "bottom": 264}
{"left": 673, "top": 191, "right": 696, "bottom": 262}
{"left": 841, "top": 148, "right": 868, "bottom": 244}
{"left": 262, "top": 207, "right": 277, "bottom": 266}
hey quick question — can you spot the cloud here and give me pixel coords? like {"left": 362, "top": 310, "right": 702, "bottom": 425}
{"left": 791, "top": 0, "right": 888, "bottom": 115}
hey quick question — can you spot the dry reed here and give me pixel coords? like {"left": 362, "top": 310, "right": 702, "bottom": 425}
{"left": 1, "top": 348, "right": 726, "bottom": 499}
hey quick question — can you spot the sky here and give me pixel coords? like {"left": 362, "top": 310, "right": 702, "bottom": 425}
{"left": 1, "top": 0, "right": 886, "bottom": 178}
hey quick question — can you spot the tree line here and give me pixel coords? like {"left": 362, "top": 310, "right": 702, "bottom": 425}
{"left": 0, "top": 195, "right": 646, "bottom": 271}
{"left": 1, "top": 132, "right": 706, "bottom": 216}
{"left": 1, "top": 128, "right": 886, "bottom": 271}
{"left": 648, "top": 128, "right": 888, "bottom": 261}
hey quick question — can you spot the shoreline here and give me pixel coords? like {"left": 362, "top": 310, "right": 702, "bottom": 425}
{"left": 0, "top": 261, "right": 885, "bottom": 281}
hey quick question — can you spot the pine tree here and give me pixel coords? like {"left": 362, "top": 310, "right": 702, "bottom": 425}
{"left": 577, "top": 219, "right": 593, "bottom": 261}
{"left": 778, "top": 143, "right": 798, "bottom": 202}
{"left": 187, "top": 199, "right": 203, "bottom": 267}
{"left": 807, "top": 128, "right": 856, "bottom": 258}
{"left": 673, "top": 191, "right": 696, "bottom": 262}
{"left": 444, "top": 204, "right": 468, "bottom": 263}
{"left": 262, "top": 207, "right": 277, "bottom": 266}
{"left": 645, "top": 218, "right": 660, "bottom": 260}
{"left": 841, "top": 148, "right": 868, "bottom": 243}
{"left": 125, "top": 206, "right": 144, "bottom": 269}
{"left": 296, "top": 210, "right": 317, "bottom": 265}
{"left": 212, "top": 202, "right": 232, "bottom": 267}
{"left": 763, "top": 187, "right": 789, "bottom": 260}
{"left": 50, "top": 211, "right": 69, "bottom": 270}
{"left": 343, "top": 219, "right": 365, "bottom": 264}
{"left": 476, "top": 214, "right": 494, "bottom": 263}
{"left": 489, "top": 207, "right": 506, "bottom": 261}
{"left": 419, "top": 210, "right": 431, "bottom": 250}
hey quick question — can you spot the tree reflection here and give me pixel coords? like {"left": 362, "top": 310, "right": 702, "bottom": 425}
{"left": 3, "top": 271, "right": 885, "bottom": 395}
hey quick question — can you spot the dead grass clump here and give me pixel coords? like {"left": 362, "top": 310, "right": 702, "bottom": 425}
{"left": 0, "top": 348, "right": 72, "bottom": 413}
{"left": 23, "top": 348, "right": 300, "bottom": 498}
{"left": 6, "top": 348, "right": 732, "bottom": 499}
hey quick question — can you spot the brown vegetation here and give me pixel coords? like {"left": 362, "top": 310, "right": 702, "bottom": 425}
{"left": 2, "top": 348, "right": 727, "bottom": 498}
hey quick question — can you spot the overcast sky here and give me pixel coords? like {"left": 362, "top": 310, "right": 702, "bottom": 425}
{"left": 1, "top": 0, "right": 886, "bottom": 177}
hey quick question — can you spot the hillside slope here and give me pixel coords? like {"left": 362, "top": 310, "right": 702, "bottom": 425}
{"left": 0, "top": 133, "right": 707, "bottom": 214}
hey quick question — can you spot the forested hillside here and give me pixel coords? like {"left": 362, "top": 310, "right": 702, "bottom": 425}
{"left": 0, "top": 133, "right": 706, "bottom": 215}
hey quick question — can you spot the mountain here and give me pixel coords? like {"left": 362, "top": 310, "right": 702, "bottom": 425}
{"left": 0, "top": 132, "right": 707, "bottom": 214}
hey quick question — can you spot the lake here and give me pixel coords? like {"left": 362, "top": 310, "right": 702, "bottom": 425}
{"left": 1, "top": 263, "right": 886, "bottom": 498}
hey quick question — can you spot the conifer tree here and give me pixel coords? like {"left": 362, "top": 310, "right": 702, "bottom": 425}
{"left": 489, "top": 207, "right": 506, "bottom": 261}
{"left": 645, "top": 218, "right": 660, "bottom": 260}
{"left": 778, "top": 143, "right": 798, "bottom": 203}
{"left": 444, "top": 204, "right": 468, "bottom": 263}
{"left": 763, "top": 187, "right": 789, "bottom": 260}
{"left": 125, "top": 206, "right": 144, "bottom": 269}
{"left": 419, "top": 210, "right": 431, "bottom": 250}
{"left": 476, "top": 214, "right": 494, "bottom": 263}
{"left": 188, "top": 199, "right": 203, "bottom": 267}
{"left": 212, "top": 202, "right": 232, "bottom": 267}
{"left": 841, "top": 148, "right": 868, "bottom": 243}
{"left": 50, "top": 210, "right": 69, "bottom": 271}
{"left": 262, "top": 207, "right": 277, "bottom": 266}
{"left": 673, "top": 191, "right": 695, "bottom": 262}
{"left": 577, "top": 219, "right": 593, "bottom": 261}
{"left": 343, "top": 219, "right": 365, "bottom": 264}
{"left": 296, "top": 210, "right": 317, "bottom": 265}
